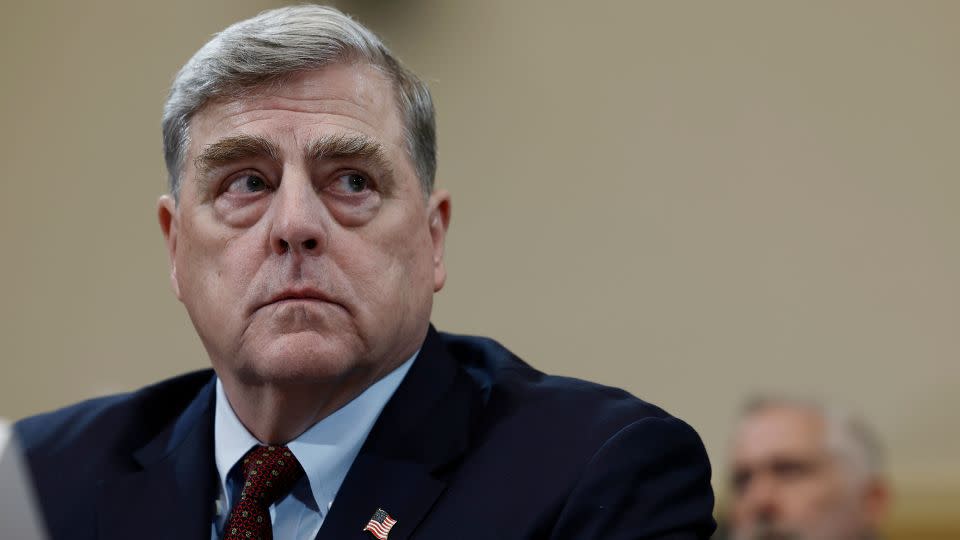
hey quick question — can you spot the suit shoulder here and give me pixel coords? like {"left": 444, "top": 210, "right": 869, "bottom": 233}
{"left": 15, "top": 369, "right": 215, "bottom": 458}
{"left": 438, "top": 331, "right": 681, "bottom": 439}
{"left": 432, "top": 331, "right": 715, "bottom": 537}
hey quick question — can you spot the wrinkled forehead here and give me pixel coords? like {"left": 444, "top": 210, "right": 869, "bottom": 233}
{"left": 188, "top": 63, "right": 406, "bottom": 157}
{"left": 732, "top": 406, "right": 828, "bottom": 464}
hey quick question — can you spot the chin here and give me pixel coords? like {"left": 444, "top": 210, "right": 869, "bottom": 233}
{"left": 235, "top": 332, "right": 367, "bottom": 384}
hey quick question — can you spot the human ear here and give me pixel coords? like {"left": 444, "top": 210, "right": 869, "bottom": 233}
{"left": 427, "top": 189, "right": 451, "bottom": 292}
{"left": 157, "top": 195, "right": 182, "bottom": 300}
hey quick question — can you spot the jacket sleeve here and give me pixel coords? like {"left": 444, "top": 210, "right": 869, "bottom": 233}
{"left": 550, "top": 416, "right": 716, "bottom": 539}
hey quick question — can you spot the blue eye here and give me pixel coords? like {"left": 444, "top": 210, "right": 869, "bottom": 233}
{"left": 226, "top": 173, "right": 268, "bottom": 193}
{"left": 338, "top": 173, "right": 368, "bottom": 193}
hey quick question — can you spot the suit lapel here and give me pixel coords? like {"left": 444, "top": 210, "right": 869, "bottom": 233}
{"left": 314, "top": 454, "right": 445, "bottom": 540}
{"left": 97, "top": 378, "right": 217, "bottom": 540}
{"left": 316, "top": 326, "right": 481, "bottom": 540}
{"left": 90, "top": 326, "right": 478, "bottom": 540}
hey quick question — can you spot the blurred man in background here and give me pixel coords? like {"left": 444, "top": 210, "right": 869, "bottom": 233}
{"left": 725, "top": 397, "right": 889, "bottom": 540}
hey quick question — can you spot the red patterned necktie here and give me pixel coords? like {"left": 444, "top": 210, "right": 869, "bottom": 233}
{"left": 222, "top": 445, "right": 305, "bottom": 540}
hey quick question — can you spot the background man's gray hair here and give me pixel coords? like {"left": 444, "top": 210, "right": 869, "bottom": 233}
{"left": 162, "top": 5, "right": 436, "bottom": 199}
{"left": 741, "top": 395, "right": 885, "bottom": 485}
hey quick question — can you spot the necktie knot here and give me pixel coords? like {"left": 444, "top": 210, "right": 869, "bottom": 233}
{"left": 224, "top": 445, "right": 304, "bottom": 540}
{"left": 239, "top": 445, "right": 304, "bottom": 506}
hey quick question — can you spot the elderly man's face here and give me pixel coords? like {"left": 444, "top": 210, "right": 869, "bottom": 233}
{"left": 158, "top": 64, "right": 449, "bottom": 391}
{"left": 728, "top": 407, "right": 882, "bottom": 540}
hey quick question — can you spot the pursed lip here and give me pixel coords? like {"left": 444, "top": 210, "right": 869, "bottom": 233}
{"left": 252, "top": 287, "right": 340, "bottom": 313}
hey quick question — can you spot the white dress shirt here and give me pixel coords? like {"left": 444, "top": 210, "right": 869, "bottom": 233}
{"left": 211, "top": 354, "right": 416, "bottom": 540}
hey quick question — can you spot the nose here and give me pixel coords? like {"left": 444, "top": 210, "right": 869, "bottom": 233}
{"left": 268, "top": 171, "right": 327, "bottom": 256}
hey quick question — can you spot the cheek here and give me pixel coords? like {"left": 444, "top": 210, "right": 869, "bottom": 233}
{"left": 343, "top": 215, "right": 435, "bottom": 308}
{"left": 815, "top": 477, "right": 858, "bottom": 511}
{"left": 783, "top": 479, "right": 844, "bottom": 520}
{"left": 176, "top": 224, "right": 262, "bottom": 319}
{"left": 382, "top": 219, "right": 435, "bottom": 285}
{"left": 178, "top": 231, "right": 224, "bottom": 290}
{"left": 729, "top": 501, "right": 750, "bottom": 524}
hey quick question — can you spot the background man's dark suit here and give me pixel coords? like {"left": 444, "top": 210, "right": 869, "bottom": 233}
{"left": 16, "top": 328, "right": 715, "bottom": 539}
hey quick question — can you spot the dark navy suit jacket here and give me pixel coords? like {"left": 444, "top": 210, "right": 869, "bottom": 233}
{"left": 16, "top": 328, "right": 716, "bottom": 539}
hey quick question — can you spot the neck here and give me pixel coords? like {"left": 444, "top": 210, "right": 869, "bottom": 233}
{"left": 218, "top": 368, "right": 384, "bottom": 444}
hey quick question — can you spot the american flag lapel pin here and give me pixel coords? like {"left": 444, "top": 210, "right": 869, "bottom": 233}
{"left": 363, "top": 507, "right": 398, "bottom": 540}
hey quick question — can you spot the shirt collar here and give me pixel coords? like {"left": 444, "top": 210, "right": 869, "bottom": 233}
{"left": 214, "top": 352, "right": 417, "bottom": 515}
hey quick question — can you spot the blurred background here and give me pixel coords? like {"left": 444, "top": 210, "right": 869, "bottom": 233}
{"left": 1, "top": 1, "right": 957, "bottom": 537}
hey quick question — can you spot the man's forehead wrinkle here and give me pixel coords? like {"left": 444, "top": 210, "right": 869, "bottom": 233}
{"left": 214, "top": 69, "right": 395, "bottom": 122}
{"left": 210, "top": 71, "right": 399, "bottom": 130}
{"left": 206, "top": 98, "right": 400, "bottom": 151}
{"left": 222, "top": 94, "right": 388, "bottom": 116}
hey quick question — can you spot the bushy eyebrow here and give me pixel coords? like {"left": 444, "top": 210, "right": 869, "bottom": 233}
{"left": 190, "top": 132, "right": 398, "bottom": 197}
{"left": 307, "top": 133, "right": 397, "bottom": 194}
{"left": 193, "top": 134, "right": 281, "bottom": 176}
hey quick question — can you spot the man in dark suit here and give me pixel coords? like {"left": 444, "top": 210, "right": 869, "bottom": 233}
{"left": 16, "top": 5, "right": 715, "bottom": 539}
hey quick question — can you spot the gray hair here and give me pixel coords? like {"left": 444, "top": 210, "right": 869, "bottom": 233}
{"left": 162, "top": 5, "right": 436, "bottom": 199}
{"left": 741, "top": 396, "right": 885, "bottom": 485}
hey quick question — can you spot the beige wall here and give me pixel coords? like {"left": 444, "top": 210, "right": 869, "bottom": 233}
{"left": 2, "top": 0, "right": 957, "bottom": 534}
